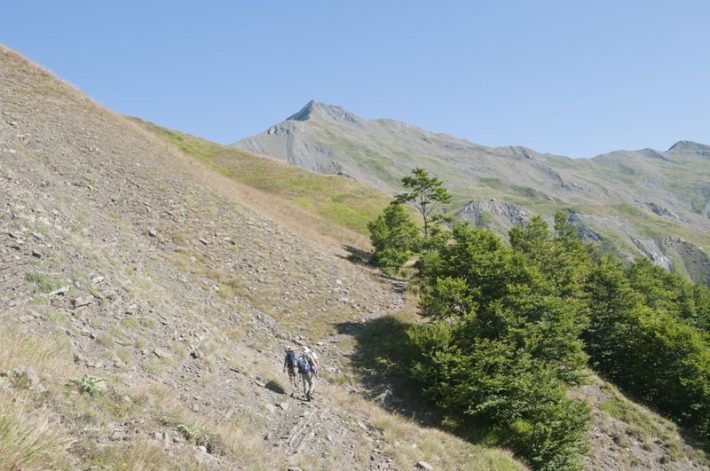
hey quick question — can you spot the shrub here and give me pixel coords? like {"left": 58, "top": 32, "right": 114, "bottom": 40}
{"left": 24, "top": 273, "right": 62, "bottom": 294}
{"left": 78, "top": 375, "right": 107, "bottom": 396}
{"left": 368, "top": 202, "right": 420, "bottom": 272}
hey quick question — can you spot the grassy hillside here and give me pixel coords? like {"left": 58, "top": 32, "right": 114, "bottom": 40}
{"left": 132, "top": 118, "right": 395, "bottom": 237}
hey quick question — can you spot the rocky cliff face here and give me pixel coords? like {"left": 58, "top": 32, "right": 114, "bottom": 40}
{"left": 234, "top": 101, "right": 710, "bottom": 285}
{"left": 455, "top": 200, "right": 532, "bottom": 231}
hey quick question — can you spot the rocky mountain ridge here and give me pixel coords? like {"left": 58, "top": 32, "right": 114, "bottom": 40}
{"left": 234, "top": 101, "right": 710, "bottom": 285}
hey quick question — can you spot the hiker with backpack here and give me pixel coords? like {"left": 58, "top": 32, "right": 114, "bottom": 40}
{"left": 283, "top": 347, "right": 298, "bottom": 394}
{"left": 296, "top": 351, "right": 316, "bottom": 401}
{"left": 303, "top": 346, "right": 320, "bottom": 376}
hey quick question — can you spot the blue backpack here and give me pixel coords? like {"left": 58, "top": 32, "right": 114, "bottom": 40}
{"left": 286, "top": 351, "right": 297, "bottom": 368}
{"left": 297, "top": 355, "right": 311, "bottom": 374}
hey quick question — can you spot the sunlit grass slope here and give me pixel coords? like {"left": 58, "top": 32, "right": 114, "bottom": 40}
{"left": 132, "top": 118, "right": 394, "bottom": 236}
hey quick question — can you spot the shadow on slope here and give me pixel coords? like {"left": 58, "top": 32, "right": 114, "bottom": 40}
{"left": 338, "top": 316, "right": 710, "bottom": 470}
{"left": 336, "top": 315, "right": 494, "bottom": 445}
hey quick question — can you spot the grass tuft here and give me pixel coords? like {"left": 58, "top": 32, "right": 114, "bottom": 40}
{"left": 0, "top": 391, "right": 73, "bottom": 470}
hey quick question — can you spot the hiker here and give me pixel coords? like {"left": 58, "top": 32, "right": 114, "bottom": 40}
{"left": 283, "top": 347, "right": 298, "bottom": 393}
{"left": 297, "top": 352, "right": 315, "bottom": 401}
{"left": 303, "top": 346, "right": 320, "bottom": 376}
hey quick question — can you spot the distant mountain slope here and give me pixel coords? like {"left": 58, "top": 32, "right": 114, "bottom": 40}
{"left": 234, "top": 100, "right": 710, "bottom": 285}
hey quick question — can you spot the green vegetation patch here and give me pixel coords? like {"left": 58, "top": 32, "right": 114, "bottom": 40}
{"left": 24, "top": 273, "right": 62, "bottom": 293}
{"left": 132, "top": 118, "right": 393, "bottom": 235}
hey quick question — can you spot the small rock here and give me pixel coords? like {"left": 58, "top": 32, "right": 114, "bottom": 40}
{"left": 416, "top": 461, "right": 434, "bottom": 471}
{"left": 91, "top": 276, "right": 104, "bottom": 285}
{"left": 110, "top": 430, "right": 127, "bottom": 441}
{"left": 278, "top": 401, "right": 290, "bottom": 411}
{"left": 72, "top": 297, "right": 91, "bottom": 308}
{"left": 153, "top": 348, "right": 168, "bottom": 359}
{"left": 287, "top": 468, "right": 304, "bottom": 471}
{"left": 189, "top": 346, "right": 203, "bottom": 359}
{"left": 48, "top": 286, "right": 68, "bottom": 296}
{"left": 31, "top": 249, "right": 42, "bottom": 258}
{"left": 194, "top": 446, "right": 212, "bottom": 464}
{"left": 148, "top": 229, "right": 157, "bottom": 237}
{"left": 198, "top": 238, "right": 209, "bottom": 245}
{"left": 85, "top": 360, "right": 104, "bottom": 369}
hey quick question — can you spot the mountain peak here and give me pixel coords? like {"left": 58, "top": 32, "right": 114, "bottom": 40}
{"left": 667, "top": 140, "right": 710, "bottom": 154}
{"left": 286, "top": 100, "right": 363, "bottom": 125}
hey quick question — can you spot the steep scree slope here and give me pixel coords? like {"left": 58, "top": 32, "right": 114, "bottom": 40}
{"left": 0, "top": 48, "right": 522, "bottom": 470}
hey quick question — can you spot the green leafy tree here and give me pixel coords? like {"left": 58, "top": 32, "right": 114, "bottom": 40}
{"left": 410, "top": 221, "right": 590, "bottom": 469}
{"left": 367, "top": 202, "right": 420, "bottom": 272}
{"left": 510, "top": 212, "right": 592, "bottom": 300}
{"left": 395, "top": 167, "right": 451, "bottom": 237}
{"left": 625, "top": 258, "right": 710, "bottom": 333}
{"left": 584, "top": 256, "right": 710, "bottom": 439}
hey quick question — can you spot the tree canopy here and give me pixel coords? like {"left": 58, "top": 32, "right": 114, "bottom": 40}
{"left": 366, "top": 202, "right": 420, "bottom": 273}
{"left": 395, "top": 167, "right": 451, "bottom": 238}
{"left": 365, "top": 172, "right": 710, "bottom": 469}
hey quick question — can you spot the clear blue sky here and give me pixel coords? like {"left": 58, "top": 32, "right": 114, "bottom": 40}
{"left": 4, "top": 1, "right": 709, "bottom": 157}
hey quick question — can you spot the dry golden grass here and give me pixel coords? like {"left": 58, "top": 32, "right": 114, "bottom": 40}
{"left": 92, "top": 441, "right": 173, "bottom": 471}
{"left": 0, "top": 326, "right": 78, "bottom": 385}
{"left": 0, "top": 327, "right": 78, "bottom": 471}
{"left": 126, "top": 381, "right": 284, "bottom": 469}
{"left": 0, "top": 391, "right": 74, "bottom": 471}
